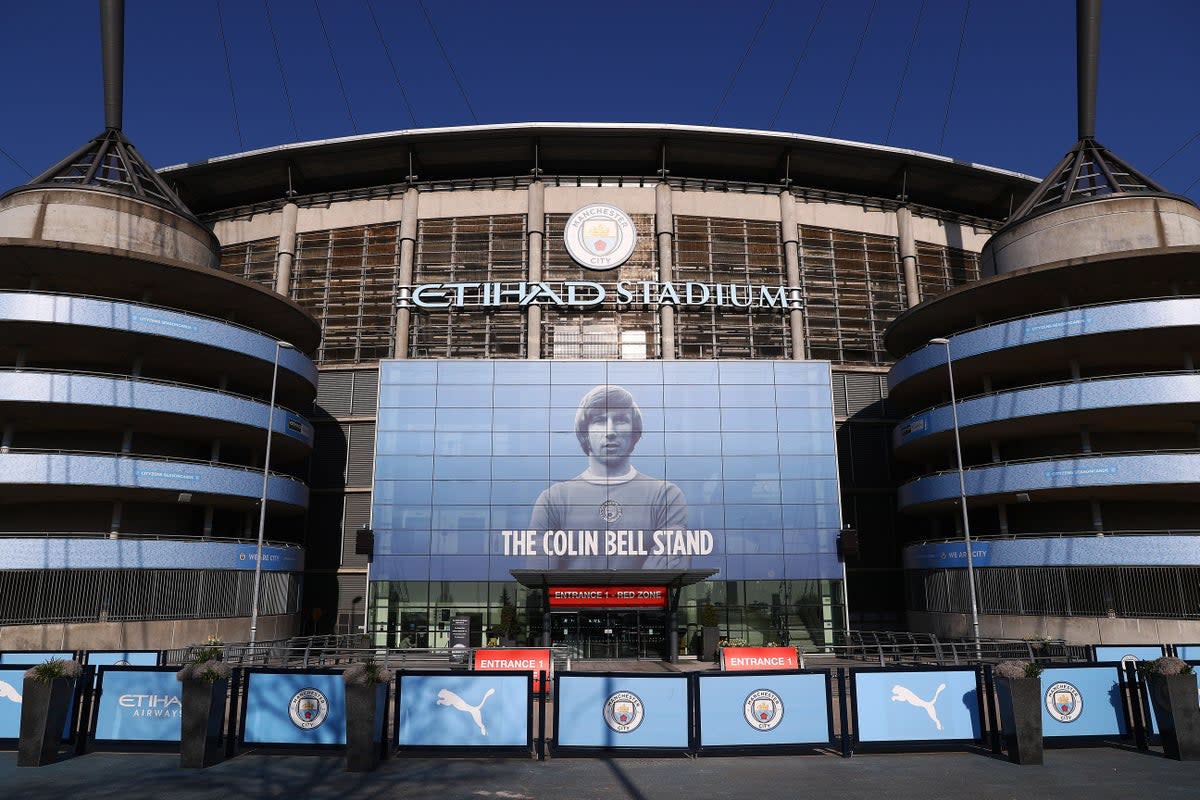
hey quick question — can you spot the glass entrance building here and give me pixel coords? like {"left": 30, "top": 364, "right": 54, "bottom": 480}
{"left": 369, "top": 358, "right": 843, "bottom": 656}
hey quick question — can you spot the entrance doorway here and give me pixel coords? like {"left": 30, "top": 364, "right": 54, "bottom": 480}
{"left": 550, "top": 609, "right": 667, "bottom": 659}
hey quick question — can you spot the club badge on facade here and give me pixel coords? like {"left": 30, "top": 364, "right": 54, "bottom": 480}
{"left": 743, "top": 689, "right": 784, "bottom": 731}
{"left": 603, "top": 690, "right": 644, "bottom": 733}
{"left": 289, "top": 688, "right": 329, "bottom": 730}
{"left": 598, "top": 499, "right": 622, "bottom": 523}
{"left": 1044, "top": 681, "right": 1083, "bottom": 723}
{"left": 564, "top": 204, "right": 637, "bottom": 270}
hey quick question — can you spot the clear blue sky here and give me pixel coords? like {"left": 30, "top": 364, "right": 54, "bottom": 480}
{"left": 3, "top": 0, "right": 1199, "bottom": 203}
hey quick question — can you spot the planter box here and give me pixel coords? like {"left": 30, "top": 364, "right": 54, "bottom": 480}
{"left": 180, "top": 678, "right": 227, "bottom": 769}
{"left": 345, "top": 683, "right": 387, "bottom": 772}
{"left": 18, "top": 677, "right": 75, "bottom": 767}
{"left": 995, "top": 676, "right": 1043, "bottom": 765}
{"left": 1147, "top": 673, "right": 1200, "bottom": 761}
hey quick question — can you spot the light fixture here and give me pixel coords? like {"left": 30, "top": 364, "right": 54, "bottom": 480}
{"left": 249, "top": 340, "right": 294, "bottom": 646}
{"left": 929, "top": 337, "right": 982, "bottom": 659}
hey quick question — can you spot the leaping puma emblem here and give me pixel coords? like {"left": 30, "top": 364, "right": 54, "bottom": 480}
{"left": 0, "top": 680, "right": 21, "bottom": 704}
{"left": 890, "top": 683, "right": 946, "bottom": 730}
{"left": 436, "top": 688, "right": 496, "bottom": 736}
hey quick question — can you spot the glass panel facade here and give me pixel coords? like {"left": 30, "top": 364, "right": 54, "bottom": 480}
{"left": 369, "top": 359, "right": 844, "bottom": 649}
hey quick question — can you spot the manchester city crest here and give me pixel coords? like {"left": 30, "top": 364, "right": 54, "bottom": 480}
{"left": 289, "top": 688, "right": 329, "bottom": 730}
{"left": 743, "top": 689, "right": 784, "bottom": 731}
{"left": 598, "top": 499, "right": 622, "bottom": 523}
{"left": 564, "top": 204, "right": 637, "bottom": 271}
{"left": 1044, "top": 681, "right": 1083, "bottom": 723}
{"left": 603, "top": 690, "right": 644, "bottom": 733}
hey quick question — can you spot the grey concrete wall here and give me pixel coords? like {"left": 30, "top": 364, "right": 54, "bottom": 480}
{"left": 908, "top": 609, "right": 1200, "bottom": 646}
{"left": 0, "top": 187, "right": 219, "bottom": 268}
{"left": 982, "top": 195, "right": 1200, "bottom": 276}
{"left": 0, "top": 613, "right": 298, "bottom": 651}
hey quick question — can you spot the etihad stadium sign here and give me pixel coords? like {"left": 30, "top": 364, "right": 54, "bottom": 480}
{"left": 408, "top": 279, "right": 793, "bottom": 310}
{"left": 404, "top": 202, "right": 796, "bottom": 311}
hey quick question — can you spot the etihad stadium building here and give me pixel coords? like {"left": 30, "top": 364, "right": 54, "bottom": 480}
{"left": 142, "top": 122, "right": 1038, "bottom": 657}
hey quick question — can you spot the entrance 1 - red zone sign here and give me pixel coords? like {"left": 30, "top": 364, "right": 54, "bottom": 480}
{"left": 548, "top": 586, "right": 667, "bottom": 608}
{"left": 721, "top": 646, "right": 800, "bottom": 671}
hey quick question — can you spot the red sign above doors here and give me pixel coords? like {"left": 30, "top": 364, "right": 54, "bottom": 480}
{"left": 548, "top": 586, "right": 667, "bottom": 608}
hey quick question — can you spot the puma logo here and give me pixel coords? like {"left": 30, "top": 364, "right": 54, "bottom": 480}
{"left": 0, "top": 679, "right": 21, "bottom": 704}
{"left": 891, "top": 683, "right": 946, "bottom": 730}
{"left": 436, "top": 688, "right": 496, "bottom": 736}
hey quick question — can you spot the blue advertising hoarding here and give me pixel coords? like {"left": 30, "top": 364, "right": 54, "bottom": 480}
{"left": 373, "top": 360, "right": 842, "bottom": 583}
{"left": 697, "top": 672, "right": 831, "bottom": 747}
{"left": 0, "top": 651, "right": 73, "bottom": 665}
{"left": 86, "top": 651, "right": 160, "bottom": 667}
{"left": 396, "top": 673, "right": 529, "bottom": 747}
{"left": 853, "top": 669, "right": 982, "bottom": 743}
{"left": 0, "top": 667, "right": 26, "bottom": 738}
{"left": 1093, "top": 645, "right": 1164, "bottom": 664}
{"left": 1040, "top": 666, "right": 1127, "bottom": 738}
{"left": 555, "top": 674, "right": 689, "bottom": 749}
{"left": 243, "top": 671, "right": 346, "bottom": 746}
{"left": 94, "top": 668, "right": 181, "bottom": 742}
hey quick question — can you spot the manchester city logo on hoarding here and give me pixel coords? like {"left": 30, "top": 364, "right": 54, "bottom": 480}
{"left": 603, "top": 690, "right": 644, "bottom": 733}
{"left": 564, "top": 204, "right": 637, "bottom": 271}
{"left": 743, "top": 689, "right": 784, "bottom": 731}
{"left": 1044, "top": 681, "right": 1083, "bottom": 723}
{"left": 288, "top": 688, "right": 329, "bottom": 730}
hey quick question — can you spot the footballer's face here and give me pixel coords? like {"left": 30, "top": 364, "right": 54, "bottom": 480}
{"left": 586, "top": 408, "right": 636, "bottom": 463}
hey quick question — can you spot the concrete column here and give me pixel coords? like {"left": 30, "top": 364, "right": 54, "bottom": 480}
{"left": 1, "top": 423, "right": 12, "bottom": 452}
{"left": 666, "top": 597, "right": 679, "bottom": 664}
{"left": 393, "top": 188, "right": 420, "bottom": 358}
{"left": 779, "top": 190, "right": 807, "bottom": 359}
{"left": 275, "top": 200, "right": 298, "bottom": 296}
{"left": 202, "top": 505, "right": 214, "bottom": 539}
{"left": 527, "top": 181, "right": 545, "bottom": 358}
{"left": 656, "top": 182, "right": 676, "bottom": 360}
{"left": 897, "top": 205, "right": 920, "bottom": 309}
{"left": 109, "top": 501, "right": 122, "bottom": 538}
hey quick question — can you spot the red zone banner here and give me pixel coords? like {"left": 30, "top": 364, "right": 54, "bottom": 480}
{"left": 547, "top": 586, "right": 667, "bottom": 608}
{"left": 474, "top": 647, "right": 552, "bottom": 691}
{"left": 720, "top": 646, "right": 800, "bottom": 671}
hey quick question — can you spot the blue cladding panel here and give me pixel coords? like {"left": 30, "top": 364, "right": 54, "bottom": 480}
{"left": 0, "top": 539, "right": 301, "bottom": 571}
{"left": 905, "top": 536, "right": 1200, "bottom": 569}
{"left": 0, "top": 453, "right": 307, "bottom": 508}
{"left": 898, "top": 453, "right": 1200, "bottom": 508}
{"left": 889, "top": 298, "right": 1200, "bottom": 392}
{"left": 0, "top": 292, "right": 317, "bottom": 388}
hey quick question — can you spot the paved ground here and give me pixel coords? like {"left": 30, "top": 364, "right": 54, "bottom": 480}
{"left": 3, "top": 745, "right": 1200, "bottom": 800}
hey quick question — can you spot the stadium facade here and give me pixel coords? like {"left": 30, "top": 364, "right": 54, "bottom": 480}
{"left": 149, "top": 122, "right": 1037, "bottom": 656}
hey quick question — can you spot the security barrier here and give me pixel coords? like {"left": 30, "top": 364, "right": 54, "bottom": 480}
{"left": 0, "top": 648, "right": 1197, "bottom": 762}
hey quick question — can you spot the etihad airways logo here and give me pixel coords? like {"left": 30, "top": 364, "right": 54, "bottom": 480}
{"left": 119, "top": 693, "right": 181, "bottom": 718}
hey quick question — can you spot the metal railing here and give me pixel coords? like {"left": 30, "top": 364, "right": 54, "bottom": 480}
{"left": 175, "top": 633, "right": 574, "bottom": 674}
{"left": 173, "top": 630, "right": 1091, "bottom": 671}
